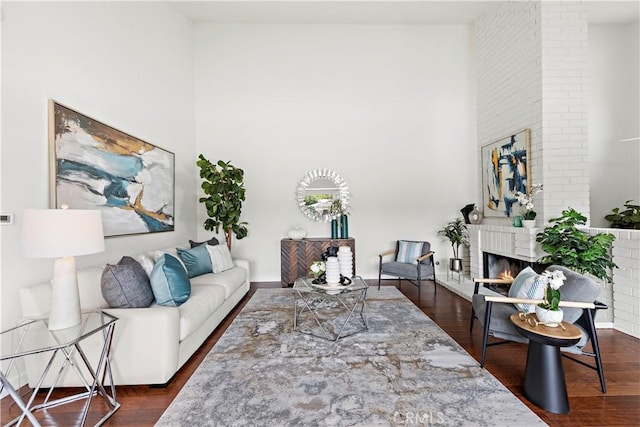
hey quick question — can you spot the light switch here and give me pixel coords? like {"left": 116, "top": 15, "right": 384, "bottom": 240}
{"left": 0, "top": 213, "right": 14, "bottom": 225}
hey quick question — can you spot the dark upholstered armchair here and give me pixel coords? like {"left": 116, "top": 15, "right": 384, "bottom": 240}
{"left": 469, "top": 265, "right": 607, "bottom": 393}
{"left": 378, "top": 240, "right": 436, "bottom": 300}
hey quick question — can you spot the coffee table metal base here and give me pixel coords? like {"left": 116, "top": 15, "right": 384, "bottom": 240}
{"left": 294, "top": 286, "right": 368, "bottom": 341}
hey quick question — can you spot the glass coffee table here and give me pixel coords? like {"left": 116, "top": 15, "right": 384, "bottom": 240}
{"left": 293, "top": 276, "right": 368, "bottom": 341}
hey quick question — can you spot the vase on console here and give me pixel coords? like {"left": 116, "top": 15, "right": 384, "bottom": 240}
{"left": 331, "top": 219, "right": 338, "bottom": 239}
{"left": 522, "top": 219, "right": 536, "bottom": 228}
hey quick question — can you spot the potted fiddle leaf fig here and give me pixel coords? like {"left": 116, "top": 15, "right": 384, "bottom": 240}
{"left": 438, "top": 217, "right": 469, "bottom": 273}
{"left": 197, "top": 155, "right": 248, "bottom": 249}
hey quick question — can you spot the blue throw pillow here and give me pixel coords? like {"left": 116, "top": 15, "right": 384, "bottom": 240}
{"left": 177, "top": 245, "right": 213, "bottom": 278}
{"left": 396, "top": 241, "right": 424, "bottom": 265}
{"left": 150, "top": 253, "right": 191, "bottom": 306}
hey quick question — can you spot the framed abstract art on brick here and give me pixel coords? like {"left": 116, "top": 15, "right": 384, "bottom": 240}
{"left": 481, "top": 128, "right": 531, "bottom": 218}
{"left": 48, "top": 100, "right": 175, "bottom": 237}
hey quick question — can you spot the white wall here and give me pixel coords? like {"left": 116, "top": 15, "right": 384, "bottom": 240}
{"left": 589, "top": 23, "right": 640, "bottom": 228}
{"left": 193, "top": 23, "right": 477, "bottom": 281}
{"left": 0, "top": 0, "right": 197, "bottom": 340}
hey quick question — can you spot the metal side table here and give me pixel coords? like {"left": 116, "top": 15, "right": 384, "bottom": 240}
{"left": 1, "top": 311, "right": 120, "bottom": 426}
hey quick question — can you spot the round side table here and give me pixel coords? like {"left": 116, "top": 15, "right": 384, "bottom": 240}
{"left": 510, "top": 312, "right": 582, "bottom": 414}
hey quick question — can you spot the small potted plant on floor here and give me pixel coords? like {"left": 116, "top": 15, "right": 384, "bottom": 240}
{"left": 438, "top": 217, "right": 469, "bottom": 273}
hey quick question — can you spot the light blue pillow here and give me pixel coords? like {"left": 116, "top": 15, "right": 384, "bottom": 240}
{"left": 177, "top": 245, "right": 213, "bottom": 278}
{"left": 396, "top": 241, "right": 424, "bottom": 265}
{"left": 150, "top": 253, "right": 191, "bottom": 306}
{"left": 508, "top": 266, "right": 544, "bottom": 312}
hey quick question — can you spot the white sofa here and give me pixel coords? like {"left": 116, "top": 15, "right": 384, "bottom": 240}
{"left": 19, "top": 245, "right": 250, "bottom": 387}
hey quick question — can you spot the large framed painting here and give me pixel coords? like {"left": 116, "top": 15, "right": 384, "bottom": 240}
{"left": 481, "top": 128, "right": 531, "bottom": 218}
{"left": 49, "top": 100, "right": 175, "bottom": 237}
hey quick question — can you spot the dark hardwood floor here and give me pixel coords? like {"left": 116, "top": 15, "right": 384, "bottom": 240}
{"left": 2, "top": 280, "right": 639, "bottom": 426}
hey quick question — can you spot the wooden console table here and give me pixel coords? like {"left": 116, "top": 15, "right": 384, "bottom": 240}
{"left": 280, "top": 238, "right": 355, "bottom": 287}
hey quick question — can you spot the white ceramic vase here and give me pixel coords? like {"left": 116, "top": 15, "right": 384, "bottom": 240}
{"left": 535, "top": 305, "right": 564, "bottom": 327}
{"left": 287, "top": 227, "right": 307, "bottom": 240}
{"left": 522, "top": 219, "right": 536, "bottom": 229}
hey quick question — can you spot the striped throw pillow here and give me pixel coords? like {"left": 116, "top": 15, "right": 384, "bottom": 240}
{"left": 396, "top": 241, "right": 424, "bottom": 265}
{"left": 508, "top": 267, "right": 545, "bottom": 312}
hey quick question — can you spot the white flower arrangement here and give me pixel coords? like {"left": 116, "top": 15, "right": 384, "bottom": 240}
{"left": 309, "top": 261, "right": 326, "bottom": 278}
{"left": 514, "top": 183, "right": 543, "bottom": 220}
{"left": 538, "top": 269, "right": 566, "bottom": 310}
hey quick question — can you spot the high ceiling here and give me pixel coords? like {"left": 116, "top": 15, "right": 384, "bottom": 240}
{"left": 169, "top": 1, "right": 640, "bottom": 25}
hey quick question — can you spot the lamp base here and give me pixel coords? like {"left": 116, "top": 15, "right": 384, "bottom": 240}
{"left": 48, "top": 256, "right": 82, "bottom": 330}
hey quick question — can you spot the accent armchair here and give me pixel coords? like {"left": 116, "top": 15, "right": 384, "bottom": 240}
{"left": 469, "top": 265, "right": 607, "bottom": 393}
{"left": 378, "top": 240, "right": 436, "bottom": 300}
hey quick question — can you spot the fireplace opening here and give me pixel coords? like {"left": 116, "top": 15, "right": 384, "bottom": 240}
{"left": 482, "top": 252, "right": 547, "bottom": 295}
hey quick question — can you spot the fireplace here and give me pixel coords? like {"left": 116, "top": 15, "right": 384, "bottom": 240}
{"left": 483, "top": 252, "right": 547, "bottom": 278}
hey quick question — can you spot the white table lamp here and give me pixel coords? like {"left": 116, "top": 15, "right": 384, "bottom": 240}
{"left": 22, "top": 207, "right": 105, "bottom": 330}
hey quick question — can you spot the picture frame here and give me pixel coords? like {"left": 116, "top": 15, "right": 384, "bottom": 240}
{"left": 481, "top": 128, "right": 531, "bottom": 218}
{"left": 49, "top": 100, "right": 175, "bottom": 237}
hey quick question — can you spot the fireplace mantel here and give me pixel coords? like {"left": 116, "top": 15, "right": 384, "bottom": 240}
{"left": 468, "top": 224, "right": 545, "bottom": 279}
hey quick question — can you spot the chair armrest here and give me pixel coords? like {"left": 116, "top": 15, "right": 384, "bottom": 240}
{"left": 473, "top": 277, "right": 514, "bottom": 285}
{"left": 483, "top": 295, "right": 596, "bottom": 309}
{"left": 417, "top": 251, "right": 435, "bottom": 263}
{"left": 378, "top": 249, "right": 396, "bottom": 258}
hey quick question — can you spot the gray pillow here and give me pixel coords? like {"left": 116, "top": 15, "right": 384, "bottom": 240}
{"left": 189, "top": 237, "right": 219, "bottom": 248}
{"left": 101, "top": 256, "right": 154, "bottom": 308}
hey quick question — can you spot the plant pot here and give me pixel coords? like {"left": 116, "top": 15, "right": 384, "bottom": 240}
{"left": 522, "top": 219, "right": 536, "bottom": 228}
{"left": 449, "top": 258, "right": 463, "bottom": 272}
{"left": 535, "top": 306, "right": 564, "bottom": 327}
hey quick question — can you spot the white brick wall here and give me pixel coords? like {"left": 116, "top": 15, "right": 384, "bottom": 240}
{"left": 473, "top": 2, "right": 640, "bottom": 334}
{"left": 594, "top": 228, "right": 640, "bottom": 338}
{"left": 476, "top": 1, "right": 589, "bottom": 224}
{"left": 476, "top": 1, "right": 543, "bottom": 224}
{"left": 540, "top": 1, "right": 590, "bottom": 223}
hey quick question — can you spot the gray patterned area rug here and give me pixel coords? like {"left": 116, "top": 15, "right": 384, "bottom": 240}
{"left": 157, "top": 287, "right": 545, "bottom": 426}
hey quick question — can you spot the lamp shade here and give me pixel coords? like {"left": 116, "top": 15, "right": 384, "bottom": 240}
{"left": 22, "top": 209, "right": 105, "bottom": 258}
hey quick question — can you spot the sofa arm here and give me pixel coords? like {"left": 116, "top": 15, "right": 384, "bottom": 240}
{"left": 102, "top": 306, "right": 180, "bottom": 385}
{"left": 233, "top": 258, "right": 251, "bottom": 284}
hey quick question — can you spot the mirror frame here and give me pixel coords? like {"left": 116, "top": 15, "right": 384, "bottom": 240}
{"left": 296, "top": 169, "right": 349, "bottom": 223}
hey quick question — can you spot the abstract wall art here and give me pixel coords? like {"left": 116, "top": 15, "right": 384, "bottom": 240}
{"left": 49, "top": 100, "right": 175, "bottom": 237}
{"left": 481, "top": 128, "right": 531, "bottom": 218}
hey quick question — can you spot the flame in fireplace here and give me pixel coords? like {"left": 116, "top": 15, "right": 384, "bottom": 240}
{"left": 499, "top": 270, "right": 514, "bottom": 280}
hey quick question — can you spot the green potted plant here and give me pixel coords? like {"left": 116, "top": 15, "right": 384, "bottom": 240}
{"left": 197, "top": 155, "right": 248, "bottom": 249}
{"left": 605, "top": 200, "right": 640, "bottom": 230}
{"left": 536, "top": 208, "right": 617, "bottom": 283}
{"left": 514, "top": 183, "right": 543, "bottom": 228}
{"left": 437, "top": 217, "right": 469, "bottom": 273}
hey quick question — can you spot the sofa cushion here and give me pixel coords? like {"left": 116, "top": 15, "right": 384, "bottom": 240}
{"left": 206, "top": 244, "right": 235, "bottom": 273}
{"left": 507, "top": 267, "right": 544, "bottom": 313}
{"left": 101, "top": 256, "right": 154, "bottom": 308}
{"left": 177, "top": 245, "right": 213, "bottom": 278}
{"left": 150, "top": 253, "right": 191, "bottom": 307}
{"left": 190, "top": 266, "right": 247, "bottom": 299}
{"left": 396, "top": 240, "right": 424, "bottom": 265}
{"left": 178, "top": 284, "right": 226, "bottom": 341}
{"left": 189, "top": 237, "right": 219, "bottom": 248}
